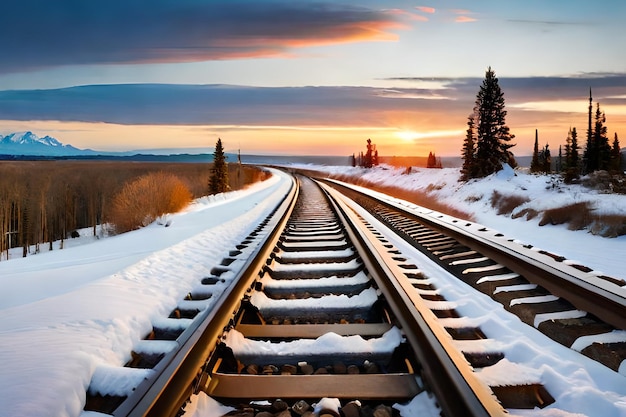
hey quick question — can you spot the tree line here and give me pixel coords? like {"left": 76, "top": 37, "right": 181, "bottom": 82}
{"left": 0, "top": 160, "right": 266, "bottom": 259}
{"left": 460, "top": 67, "right": 622, "bottom": 183}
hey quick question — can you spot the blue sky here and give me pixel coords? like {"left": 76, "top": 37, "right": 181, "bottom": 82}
{"left": 0, "top": 0, "right": 624, "bottom": 156}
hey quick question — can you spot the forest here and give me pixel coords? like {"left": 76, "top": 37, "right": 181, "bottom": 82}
{"left": 0, "top": 160, "right": 268, "bottom": 259}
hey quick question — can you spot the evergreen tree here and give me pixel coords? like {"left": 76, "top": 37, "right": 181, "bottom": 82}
{"left": 583, "top": 89, "right": 594, "bottom": 174}
{"left": 583, "top": 101, "right": 610, "bottom": 173}
{"left": 427, "top": 152, "right": 435, "bottom": 168}
{"left": 557, "top": 145, "right": 562, "bottom": 173}
{"left": 209, "top": 138, "right": 229, "bottom": 194}
{"left": 471, "top": 67, "right": 516, "bottom": 178}
{"left": 610, "top": 133, "right": 622, "bottom": 172}
{"left": 530, "top": 129, "right": 541, "bottom": 173}
{"left": 564, "top": 127, "right": 580, "bottom": 183}
{"left": 359, "top": 138, "right": 378, "bottom": 168}
{"left": 460, "top": 115, "right": 477, "bottom": 181}
{"left": 540, "top": 144, "right": 551, "bottom": 173}
{"left": 563, "top": 128, "right": 572, "bottom": 173}
{"left": 594, "top": 104, "right": 611, "bottom": 171}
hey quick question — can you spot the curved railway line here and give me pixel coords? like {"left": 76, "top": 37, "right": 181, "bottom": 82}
{"left": 83, "top": 172, "right": 626, "bottom": 417}
{"left": 321, "top": 178, "right": 626, "bottom": 371}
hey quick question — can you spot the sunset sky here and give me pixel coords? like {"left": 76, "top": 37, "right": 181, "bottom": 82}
{"left": 0, "top": 0, "right": 625, "bottom": 157}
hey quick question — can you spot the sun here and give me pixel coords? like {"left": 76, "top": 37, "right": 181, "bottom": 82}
{"left": 395, "top": 130, "right": 420, "bottom": 141}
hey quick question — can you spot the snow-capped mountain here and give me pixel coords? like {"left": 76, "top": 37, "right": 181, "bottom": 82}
{"left": 3, "top": 131, "right": 63, "bottom": 147}
{"left": 0, "top": 131, "right": 92, "bottom": 156}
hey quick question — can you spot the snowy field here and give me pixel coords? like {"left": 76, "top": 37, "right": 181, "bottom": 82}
{"left": 0, "top": 164, "right": 625, "bottom": 417}
{"left": 0, "top": 169, "right": 293, "bottom": 417}
{"left": 307, "top": 164, "right": 626, "bottom": 280}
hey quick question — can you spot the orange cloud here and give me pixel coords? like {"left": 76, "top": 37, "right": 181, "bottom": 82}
{"left": 385, "top": 8, "right": 429, "bottom": 22}
{"left": 416, "top": 6, "right": 436, "bottom": 14}
{"left": 455, "top": 16, "right": 477, "bottom": 23}
{"left": 0, "top": 2, "right": 405, "bottom": 73}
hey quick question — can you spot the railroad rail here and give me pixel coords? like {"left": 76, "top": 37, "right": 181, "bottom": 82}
{"left": 320, "top": 178, "right": 626, "bottom": 372}
{"left": 83, "top": 172, "right": 625, "bottom": 417}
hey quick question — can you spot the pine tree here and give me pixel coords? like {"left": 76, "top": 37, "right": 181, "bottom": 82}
{"left": 540, "top": 144, "right": 551, "bottom": 173}
{"left": 364, "top": 138, "right": 373, "bottom": 168}
{"left": 530, "top": 129, "right": 541, "bottom": 173}
{"left": 209, "top": 138, "right": 229, "bottom": 194}
{"left": 427, "top": 152, "right": 435, "bottom": 168}
{"left": 471, "top": 67, "right": 516, "bottom": 178}
{"left": 563, "top": 128, "right": 572, "bottom": 173}
{"left": 583, "top": 89, "right": 594, "bottom": 174}
{"left": 460, "top": 115, "right": 477, "bottom": 181}
{"left": 594, "top": 104, "right": 610, "bottom": 171}
{"left": 583, "top": 99, "right": 611, "bottom": 173}
{"left": 359, "top": 138, "right": 378, "bottom": 168}
{"left": 564, "top": 127, "right": 580, "bottom": 183}
{"left": 610, "top": 133, "right": 622, "bottom": 172}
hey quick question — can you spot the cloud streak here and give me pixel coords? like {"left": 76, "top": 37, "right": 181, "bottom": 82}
{"left": 0, "top": 0, "right": 402, "bottom": 74}
{"left": 416, "top": 6, "right": 436, "bottom": 14}
{"left": 1, "top": 74, "right": 624, "bottom": 129}
{"left": 0, "top": 84, "right": 462, "bottom": 126}
{"left": 455, "top": 16, "right": 477, "bottom": 23}
{"left": 384, "top": 73, "right": 626, "bottom": 104}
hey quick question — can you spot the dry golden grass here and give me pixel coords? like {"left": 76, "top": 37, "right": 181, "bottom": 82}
{"left": 539, "top": 202, "right": 593, "bottom": 230}
{"left": 538, "top": 202, "right": 626, "bottom": 237}
{"left": 589, "top": 214, "right": 626, "bottom": 237}
{"left": 490, "top": 191, "right": 530, "bottom": 215}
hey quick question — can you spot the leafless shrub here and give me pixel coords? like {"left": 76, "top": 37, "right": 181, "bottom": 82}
{"left": 108, "top": 172, "right": 193, "bottom": 233}
{"left": 490, "top": 190, "right": 530, "bottom": 215}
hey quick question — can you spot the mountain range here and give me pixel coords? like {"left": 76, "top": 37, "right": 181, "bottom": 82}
{"left": 0, "top": 131, "right": 95, "bottom": 156}
{"left": 0, "top": 131, "right": 217, "bottom": 158}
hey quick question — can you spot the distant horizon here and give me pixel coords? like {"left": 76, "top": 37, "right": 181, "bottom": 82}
{"left": 0, "top": 130, "right": 547, "bottom": 161}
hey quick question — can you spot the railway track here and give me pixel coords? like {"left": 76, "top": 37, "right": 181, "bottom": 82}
{"left": 82, "top": 173, "right": 626, "bottom": 417}
{"left": 321, "top": 178, "right": 626, "bottom": 373}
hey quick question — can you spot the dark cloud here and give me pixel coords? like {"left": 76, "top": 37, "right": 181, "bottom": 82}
{"left": 1, "top": 73, "right": 624, "bottom": 129}
{"left": 383, "top": 73, "right": 626, "bottom": 103}
{"left": 0, "top": 84, "right": 461, "bottom": 126}
{"left": 0, "top": 0, "right": 400, "bottom": 73}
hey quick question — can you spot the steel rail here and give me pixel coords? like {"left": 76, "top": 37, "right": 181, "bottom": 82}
{"left": 320, "top": 178, "right": 626, "bottom": 330}
{"left": 113, "top": 176, "right": 300, "bottom": 417}
{"left": 317, "top": 181, "right": 507, "bottom": 417}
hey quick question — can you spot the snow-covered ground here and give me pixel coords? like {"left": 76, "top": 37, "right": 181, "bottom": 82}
{"left": 341, "top": 188, "right": 626, "bottom": 417}
{"left": 306, "top": 164, "right": 626, "bottom": 280}
{"left": 0, "top": 169, "right": 293, "bottom": 417}
{"left": 0, "top": 164, "right": 625, "bottom": 417}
